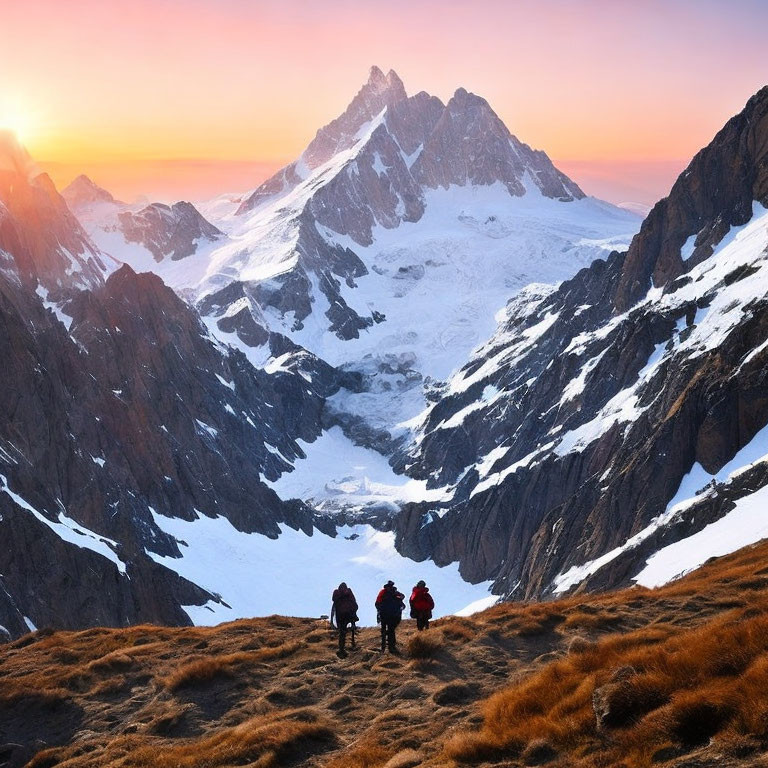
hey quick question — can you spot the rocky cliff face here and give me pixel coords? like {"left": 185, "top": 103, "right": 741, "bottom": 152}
{"left": 0, "top": 134, "right": 107, "bottom": 294}
{"left": 117, "top": 201, "right": 224, "bottom": 261}
{"left": 0, "top": 152, "right": 351, "bottom": 639}
{"left": 393, "top": 86, "right": 768, "bottom": 600}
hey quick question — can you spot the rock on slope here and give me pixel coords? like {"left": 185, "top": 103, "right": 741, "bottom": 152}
{"left": 393, "top": 85, "right": 768, "bottom": 601}
{"left": 117, "top": 201, "right": 224, "bottom": 262}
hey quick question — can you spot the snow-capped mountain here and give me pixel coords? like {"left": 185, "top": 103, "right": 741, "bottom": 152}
{"left": 0, "top": 133, "right": 110, "bottom": 295}
{"left": 0, "top": 142, "right": 494, "bottom": 639}
{"left": 393, "top": 85, "right": 768, "bottom": 600}
{"left": 72, "top": 67, "right": 639, "bottom": 512}
{"left": 63, "top": 176, "right": 227, "bottom": 298}
{"left": 198, "top": 68, "right": 637, "bottom": 373}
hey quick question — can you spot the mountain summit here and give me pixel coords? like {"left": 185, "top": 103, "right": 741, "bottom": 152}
{"left": 238, "top": 66, "right": 583, "bottom": 217}
{"left": 61, "top": 174, "right": 118, "bottom": 210}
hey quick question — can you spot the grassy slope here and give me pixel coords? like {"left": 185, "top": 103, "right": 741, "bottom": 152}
{"left": 3, "top": 541, "right": 768, "bottom": 768}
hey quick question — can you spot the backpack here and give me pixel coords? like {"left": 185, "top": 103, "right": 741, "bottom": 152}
{"left": 378, "top": 587, "right": 404, "bottom": 620}
{"left": 410, "top": 587, "right": 434, "bottom": 615}
{"left": 333, "top": 588, "right": 358, "bottom": 619}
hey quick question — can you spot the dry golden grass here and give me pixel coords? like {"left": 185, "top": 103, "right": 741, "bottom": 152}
{"left": 406, "top": 630, "right": 443, "bottom": 659}
{"left": 5, "top": 541, "right": 768, "bottom": 767}
{"left": 324, "top": 741, "right": 394, "bottom": 768}
{"left": 162, "top": 640, "right": 301, "bottom": 691}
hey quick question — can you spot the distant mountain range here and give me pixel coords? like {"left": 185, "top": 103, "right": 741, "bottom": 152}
{"left": 72, "top": 66, "right": 640, "bottom": 511}
{"left": 2, "top": 70, "right": 768, "bottom": 640}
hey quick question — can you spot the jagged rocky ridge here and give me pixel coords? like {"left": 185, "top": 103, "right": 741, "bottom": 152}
{"left": 393, "top": 86, "right": 768, "bottom": 600}
{"left": 117, "top": 201, "right": 224, "bottom": 262}
{"left": 0, "top": 138, "right": 351, "bottom": 639}
{"left": 0, "top": 135, "right": 108, "bottom": 295}
{"left": 69, "top": 67, "right": 639, "bottom": 514}
{"left": 204, "top": 65, "right": 589, "bottom": 346}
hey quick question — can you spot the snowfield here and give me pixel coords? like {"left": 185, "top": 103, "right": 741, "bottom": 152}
{"left": 204, "top": 181, "right": 638, "bottom": 507}
{"left": 267, "top": 426, "right": 451, "bottom": 511}
{"left": 146, "top": 511, "right": 495, "bottom": 627}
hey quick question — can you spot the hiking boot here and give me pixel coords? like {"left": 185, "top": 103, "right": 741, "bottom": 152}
{"left": 337, "top": 649, "right": 348, "bottom": 659}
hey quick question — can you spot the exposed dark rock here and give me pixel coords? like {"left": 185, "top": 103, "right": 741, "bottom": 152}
{"left": 392, "top": 85, "right": 768, "bottom": 601}
{"left": 118, "top": 201, "right": 223, "bottom": 261}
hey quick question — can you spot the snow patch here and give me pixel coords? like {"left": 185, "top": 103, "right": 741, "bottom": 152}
{"left": 268, "top": 427, "right": 450, "bottom": 512}
{"left": 0, "top": 475, "right": 127, "bottom": 574}
{"left": 146, "top": 511, "right": 494, "bottom": 626}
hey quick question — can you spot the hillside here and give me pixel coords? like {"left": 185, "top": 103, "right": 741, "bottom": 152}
{"left": 4, "top": 539, "right": 768, "bottom": 768}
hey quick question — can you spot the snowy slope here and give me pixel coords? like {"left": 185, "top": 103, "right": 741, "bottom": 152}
{"left": 409, "top": 201, "right": 768, "bottom": 502}
{"left": 553, "top": 420, "right": 768, "bottom": 593}
{"left": 394, "top": 85, "right": 768, "bottom": 600}
{"left": 67, "top": 70, "right": 639, "bottom": 518}
{"left": 66, "top": 182, "right": 226, "bottom": 298}
{"left": 147, "top": 511, "right": 495, "bottom": 627}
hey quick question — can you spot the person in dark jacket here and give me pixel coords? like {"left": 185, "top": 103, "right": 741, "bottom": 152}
{"left": 409, "top": 580, "right": 435, "bottom": 631}
{"left": 331, "top": 582, "right": 358, "bottom": 657}
{"left": 375, "top": 580, "right": 405, "bottom": 653}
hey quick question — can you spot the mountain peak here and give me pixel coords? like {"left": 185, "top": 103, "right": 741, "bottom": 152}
{"left": 277, "top": 67, "right": 408, "bottom": 176}
{"left": 367, "top": 64, "right": 386, "bottom": 85}
{"left": 447, "top": 87, "right": 492, "bottom": 113}
{"left": 365, "top": 65, "right": 406, "bottom": 98}
{"left": 62, "top": 175, "right": 117, "bottom": 208}
{"left": 356, "top": 65, "right": 407, "bottom": 107}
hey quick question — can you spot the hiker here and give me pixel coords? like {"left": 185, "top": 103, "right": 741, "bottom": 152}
{"left": 375, "top": 580, "right": 405, "bottom": 653}
{"left": 330, "top": 582, "right": 358, "bottom": 657}
{"left": 409, "top": 580, "right": 435, "bottom": 631}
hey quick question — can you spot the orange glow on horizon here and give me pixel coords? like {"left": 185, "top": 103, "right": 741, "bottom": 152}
{"left": 4, "top": 0, "right": 766, "bottom": 205}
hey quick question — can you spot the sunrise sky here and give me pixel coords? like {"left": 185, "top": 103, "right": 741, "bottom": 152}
{"left": 1, "top": 0, "right": 766, "bottom": 206}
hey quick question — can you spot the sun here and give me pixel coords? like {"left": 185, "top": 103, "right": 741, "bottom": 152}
{"left": 0, "top": 104, "right": 35, "bottom": 145}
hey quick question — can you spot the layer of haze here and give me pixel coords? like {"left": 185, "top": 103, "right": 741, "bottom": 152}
{"left": 2, "top": 0, "right": 766, "bottom": 206}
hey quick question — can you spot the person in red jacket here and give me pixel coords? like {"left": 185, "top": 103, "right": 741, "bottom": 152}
{"left": 330, "top": 582, "right": 358, "bottom": 658}
{"left": 409, "top": 580, "right": 435, "bottom": 631}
